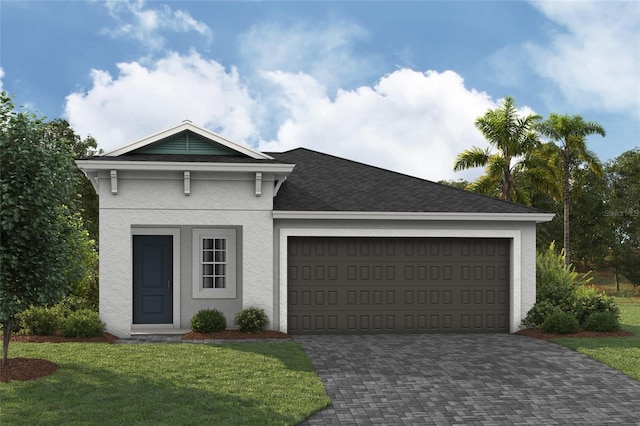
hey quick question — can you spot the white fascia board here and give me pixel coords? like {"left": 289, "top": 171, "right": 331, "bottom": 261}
{"left": 272, "top": 210, "right": 555, "bottom": 223}
{"left": 75, "top": 160, "right": 295, "bottom": 174}
{"left": 103, "top": 121, "right": 273, "bottom": 160}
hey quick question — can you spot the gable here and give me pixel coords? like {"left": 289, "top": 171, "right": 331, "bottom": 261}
{"left": 132, "top": 131, "right": 239, "bottom": 156}
{"left": 103, "top": 121, "right": 273, "bottom": 160}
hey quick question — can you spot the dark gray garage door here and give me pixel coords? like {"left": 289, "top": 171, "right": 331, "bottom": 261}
{"left": 287, "top": 237, "right": 510, "bottom": 334}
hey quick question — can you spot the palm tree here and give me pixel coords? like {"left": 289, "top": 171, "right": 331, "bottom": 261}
{"left": 537, "top": 113, "right": 605, "bottom": 267}
{"left": 454, "top": 96, "right": 541, "bottom": 203}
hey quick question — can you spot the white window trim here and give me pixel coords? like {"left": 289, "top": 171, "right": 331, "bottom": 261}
{"left": 192, "top": 228, "right": 237, "bottom": 299}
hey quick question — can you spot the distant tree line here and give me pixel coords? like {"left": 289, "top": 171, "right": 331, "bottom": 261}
{"left": 444, "top": 96, "right": 639, "bottom": 286}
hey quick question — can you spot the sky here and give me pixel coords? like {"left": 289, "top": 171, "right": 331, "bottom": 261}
{"left": 1, "top": 0, "right": 639, "bottom": 182}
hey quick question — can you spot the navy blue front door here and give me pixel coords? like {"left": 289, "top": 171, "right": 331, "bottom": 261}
{"left": 133, "top": 235, "right": 173, "bottom": 324}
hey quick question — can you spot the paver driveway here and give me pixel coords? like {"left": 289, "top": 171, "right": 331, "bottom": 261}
{"left": 296, "top": 334, "right": 640, "bottom": 425}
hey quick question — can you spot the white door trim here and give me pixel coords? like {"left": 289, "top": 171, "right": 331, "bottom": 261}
{"left": 131, "top": 227, "right": 181, "bottom": 330}
{"left": 278, "top": 228, "right": 522, "bottom": 333}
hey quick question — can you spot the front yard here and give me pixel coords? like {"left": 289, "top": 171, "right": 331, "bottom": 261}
{"left": 551, "top": 298, "right": 640, "bottom": 381}
{"left": 0, "top": 341, "right": 330, "bottom": 425}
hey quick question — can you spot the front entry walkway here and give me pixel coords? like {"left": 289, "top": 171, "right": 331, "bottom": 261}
{"left": 296, "top": 334, "right": 640, "bottom": 425}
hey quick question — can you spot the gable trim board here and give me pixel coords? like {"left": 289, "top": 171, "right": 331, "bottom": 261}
{"left": 76, "top": 121, "right": 552, "bottom": 337}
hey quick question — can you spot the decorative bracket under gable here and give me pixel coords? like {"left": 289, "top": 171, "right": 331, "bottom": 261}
{"left": 110, "top": 170, "right": 118, "bottom": 195}
{"left": 274, "top": 176, "right": 287, "bottom": 197}
{"left": 255, "top": 172, "right": 262, "bottom": 197}
{"left": 184, "top": 171, "right": 191, "bottom": 195}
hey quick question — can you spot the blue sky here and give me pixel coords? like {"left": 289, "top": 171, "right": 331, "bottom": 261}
{"left": 1, "top": 0, "right": 638, "bottom": 181}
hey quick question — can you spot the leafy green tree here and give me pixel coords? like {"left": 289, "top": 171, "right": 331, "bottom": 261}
{"left": 437, "top": 179, "right": 469, "bottom": 190}
{"left": 454, "top": 96, "right": 542, "bottom": 203}
{"left": 537, "top": 114, "right": 605, "bottom": 266}
{"left": 569, "top": 167, "right": 613, "bottom": 269}
{"left": 0, "top": 93, "right": 89, "bottom": 365}
{"left": 606, "top": 149, "right": 640, "bottom": 286}
{"left": 45, "top": 119, "right": 101, "bottom": 243}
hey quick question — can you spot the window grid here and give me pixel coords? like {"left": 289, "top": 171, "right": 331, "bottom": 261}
{"left": 202, "top": 237, "right": 227, "bottom": 289}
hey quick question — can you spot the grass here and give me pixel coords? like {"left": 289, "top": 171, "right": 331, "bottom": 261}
{"left": 0, "top": 342, "right": 330, "bottom": 425}
{"left": 551, "top": 298, "right": 640, "bottom": 382}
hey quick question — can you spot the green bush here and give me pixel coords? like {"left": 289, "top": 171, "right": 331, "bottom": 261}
{"left": 583, "top": 312, "right": 621, "bottom": 332}
{"left": 61, "top": 309, "right": 104, "bottom": 337}
{"left": 525, "top": 243, "right": 599, "bottom": 328}
{"left": 522, "top": 300, "right": 564, "bottom": 328}
{"left": 541, "top": 311, "right": 580, "bottom": 334}
{"left": 52, "top": 295, "right": 97, "bottom": 319}
{"left": 535, "top": 243, "right": 589, "bottom": 311}
{"left": 18, "top": 306, "right": 62, "bottom": 335}
{"left": 574, "top": 286, "right": 620, "bottom": 325}
{"left": 234, "top": 307, "right": 269, "bottom": 333}
{"left": 191, "top": 309, "right": 226, "bottom": 333}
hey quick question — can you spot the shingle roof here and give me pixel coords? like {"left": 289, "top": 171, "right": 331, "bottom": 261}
{"left": 269, "top": 148, "right": 547, "bottom": 214}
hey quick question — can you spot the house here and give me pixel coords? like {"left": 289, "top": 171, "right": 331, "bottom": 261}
{"left": 76, "top": 121, "right": 553, "bottom": 338}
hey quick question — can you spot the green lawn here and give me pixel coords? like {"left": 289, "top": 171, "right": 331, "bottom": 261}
{"left": 0, "top": 342, "right": 330, "bottom": 425}
{"left": 551, "top": 298, "right": 640, "bottom": 382}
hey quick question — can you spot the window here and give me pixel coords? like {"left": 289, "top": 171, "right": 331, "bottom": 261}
{"left": 192, "top": 229, "right": 236, "bottom": 298}
{"left": 202, "top": 237, "right": 227, "bottom": 289}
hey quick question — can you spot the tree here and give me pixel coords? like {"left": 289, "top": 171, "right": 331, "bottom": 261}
{"left": 454, "top": 96, "right": 541, "bottom": 203}
{"left": 437, "top": 179, "right": 469, "bottom": 190}
{"left": 606, "top": 149, "right": 640, "bottom": 287}
{"left": 0, "top": 93, "right": 87, "bottom": 365}
{"left": 569, "top": 167, "right": 613, "bottom": 269}
{"left": 45, "top": 119, "right": 101, "bottom": 243}
{"left": 537, "top": 114, "right": 605, "bottom": 266}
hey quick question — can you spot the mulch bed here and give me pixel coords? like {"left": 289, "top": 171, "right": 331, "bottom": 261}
{"left": 182, "top": 330, "right": 291, "bottom": 340}
{"left": 516, "top": 328, "right": 634, "bottom": 340}
{"left": 10, "top": 333, "right": 120, "bottom": 344}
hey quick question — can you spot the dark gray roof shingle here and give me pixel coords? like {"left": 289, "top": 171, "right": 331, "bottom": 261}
{"left": 269, "top": 148, "right": 546, "bottom": 214}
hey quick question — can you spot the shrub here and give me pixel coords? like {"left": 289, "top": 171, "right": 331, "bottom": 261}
{"left": 535, "top": 243, "right": 589, "bottom": 312}
{"left": 583, "top": 312, "right": 621, "bottom": 332}
{"left": 52, "top": 295, "right": 97, "bottom": 319}
{"left": 522, "top": 300, "right": 564, "bottom": 328}
{"left": 61, "top": 309, "right": 104, "bottom": 337}
{"left": 541, "top": 311, "right": 580, "bottom": 334}
{"left": 18, "top": 306, "right": 62, "bottom": 335}
{"left": 191, "top": 309, "right": 226, "bottom": 333}
{"left": 234, "top": 307, "right": 269, "bottom": 333}
{"left": 574, "top": 286, "right": 620, "bottom": 325}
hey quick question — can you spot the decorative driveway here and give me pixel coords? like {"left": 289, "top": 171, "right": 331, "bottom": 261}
{"left": 296, "top": 334, "right": 640, "bottom": 425}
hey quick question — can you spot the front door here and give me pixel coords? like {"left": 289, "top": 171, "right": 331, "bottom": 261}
{"left": 133, "top": 235, "right": 173, "bottom": 324}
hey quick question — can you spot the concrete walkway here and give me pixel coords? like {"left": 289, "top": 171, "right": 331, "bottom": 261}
{"left": 296, "top": 334, "right": 640, "bottom": 425}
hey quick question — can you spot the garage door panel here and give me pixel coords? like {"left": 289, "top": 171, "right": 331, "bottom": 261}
{"left": 288, "top": 237, "right": 509, "bottom": 334}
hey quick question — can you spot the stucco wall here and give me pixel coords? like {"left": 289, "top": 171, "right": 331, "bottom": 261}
{"left": 273, "top": 219, "right": 538, "bottom": 333}
{"left": 97, "top": 170, "right": 276, "bottom": 337}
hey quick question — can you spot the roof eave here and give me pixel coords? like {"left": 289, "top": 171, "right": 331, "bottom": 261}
{"left": 75, "top": 159, "right": 296, "bottom": 174}
{"left": 272, "top": 211, "right": 555, "bottom": 223}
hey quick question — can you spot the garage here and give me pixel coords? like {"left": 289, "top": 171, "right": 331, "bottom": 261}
{"left": 287, "top": 236, "right": 510, "bottom": 334}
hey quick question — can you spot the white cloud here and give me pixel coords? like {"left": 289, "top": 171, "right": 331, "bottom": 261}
{"left": 0, "top": 67, "right": 4, "bottom": 92}
{"left": 102, "top": 0, "right": 212, "bottom": 50}
{"left": 239, "top": 20, "right": 376, "bottom": 90}
{"left": 259, "top": 69, "right": 497, "bottom": 182}
{"left": 64, "top": 51, "right": 256, "bottom": 152}
{"left": 528, "top": 1, "right": 640, "bottom": 116}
